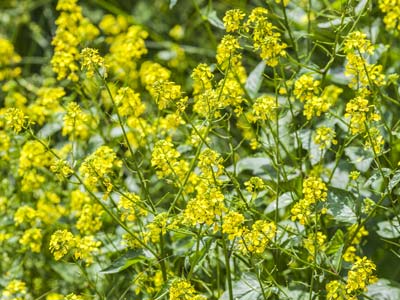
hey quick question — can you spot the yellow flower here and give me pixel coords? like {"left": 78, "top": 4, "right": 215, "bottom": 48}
{"left": 115, "top": 87, "right": 145, "bottom": 117}
{"left": 379, "top": 0, "right": 400, "bottom": 31}
{"left": 79, "top": 145, "right": 121, "bottom": 193}
{"left": 5, "top": 108, "right": 28, "bottom": 133}
{"left": 0, "top": 38, "right": 22, "bottom": 81}
{"left": 326, "top": 280, "right": 346, "bottom": 300}
{"left": 62, "top": 102, "right": 92, "bottom": 140}
{"left": 240, "top": 220, "right": 277, "bottom": 254}
{"left": 251, "top": 95, "right": 277, "bottom": 122}
{"left": 76, "top": 203, "right": 103, "bottom": 234}
{"left": 216, "top": 34, "right": 242, "bottom": 70}
{"left": 291, "top": 177, "right": 327, "bottom": 225}
{"left": 294, "top": 74, "right": 320, "bottom": 102}
{"left": 1, "top": 280, "right": 27, "bottom": 299}
{"left": 118, "top": 193, "right": 147, "bottom": 222}
{"left": 303, "top": 231, "right": 327, "bottom": 261}
{"left": 223, "top": 9, "right": 246, "bottom": 32}
{"left": 244, "top": 177, "right": 266, "bottom": 193}
{"left": 151, "top": 140, "right": 181, "bottom": 179}
{"left": 344, "top": 31, "right": 374, "bottom": 54}
{"left": 346, "top": 256, "right": 377, "bottom": 295}
{"left": 245, "top": 7, "right": 287, "bottom": 66}
{"left": 314, "top": 127, "right": 337, "bottom": 149}
{"left": 19, "top": 228, "right": 42, "bottom": 253}
{"left": 169, "top": 279, "right": 206, "bottom": 300}
{"left": 222, "top": 211, "right": 245, "bottom": 240}
{"left": 73, "top": 235, "right": 101, "bottom": 265}
{"left": 80, "top": 48, "right": 106, "bottom": 78}
{"left": 49, "top": 229, "right": 75, "bottom": 261}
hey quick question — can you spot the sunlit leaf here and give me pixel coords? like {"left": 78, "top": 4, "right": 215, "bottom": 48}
{"left": 100, "top": 249, "right": 145, "bottom": 274}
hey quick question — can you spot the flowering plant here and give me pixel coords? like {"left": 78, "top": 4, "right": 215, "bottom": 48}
{"left": 1, "top": 0, "right": 400, "bottom": 299}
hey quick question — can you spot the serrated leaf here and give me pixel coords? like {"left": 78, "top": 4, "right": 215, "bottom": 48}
{"left": 366, "top": 279, "right": 400, "bottom": 300}
{"left": 327, "top": 187, "right": 357, "bottom": 224}
{"left": 100, "top": 249, "right": 145, "bottom": 274}
{"left": 245, "top": 61, "right": 265, "bottom": 99}
{"left": 376, "top": 218, "right": 400, "bottom": 239}
{"left": 389, "top": 171, "right": 400, "bottom": 191}
{"left": 169, "top": 0, "right": 178, "bottom": 9}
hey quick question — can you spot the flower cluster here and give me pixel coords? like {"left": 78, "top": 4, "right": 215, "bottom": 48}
{"left": 79, "top": 145, "right": 122, "bottom": 194}
{"left": 0, "top": 38, "right": 21, "bottom": 81}
{"left": 250, "top": 95, "right": 277, "bottom": 122}
{"left": 294, "top": 75, "right": 341, "bottom": 120}
{"left": 80, "top": 48, "right": 106, "bottom": 78}
{"left": 244, "top": 7, "right": 287, "bottom": 66}
{"left": 303, "top": 231, "right": 327, "bottom": 261}
{"left": 51, "top": 0, "right": 99, "bottom": 81}
{"left": 291, "top": 177, "right": 328, "bottom": 225}
{"left": 169, "top": 279, "right": 206, "bottom": 300}
{"left": 344, "top": 89, "right": 384, "bottom": 153}
{"left": 342, "top": 224, "right": 369, "bottom": 262}
{"left": 222, "top": 211, "right": 245, "bottom": 240}
{"left": 344, "top": 31, "right": 386, "bottom": 88}
{"left": 314, "top": 126, "right": 337, "bottom": 150}
{"left": 326, "top": 256, "right": 377, "bottom": 299}
{"left": 379, "top": 0, "right": 400, "bottom": 31}
{"left": 49, "top": 229, "right": 101, "bottom": 265}
{"left": 62, "top": 102, "right": 91, "bottom": 140}
{"left": 240, "top": 220, "right": 277, "bottom": 254}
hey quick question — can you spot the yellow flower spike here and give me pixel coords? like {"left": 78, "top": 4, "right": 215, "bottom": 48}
{"left": 222, "top": 211, "right": 245, "bottom": 240}
{"left": 223, "top": 9, "right": 246, "bottom": 33}
{"left": 240, "top": 220, "right": 277, "bottom": 254}
{"left": 19, "top": 228, "right": 42, "bottom": 253}
{"left": 5, "top": 108, "right": 28, "bottom": 133}
{"left": 80, "top": 47, "right": 106, "bottom": 78}
{"left": 314, "top": 127, "right": 337, "bottom": 150}
{"left": 49, "top": 229, "right": 75, "bottom": 261}
{"left": 0, "top": 38, "right": 22, "bottom": 81}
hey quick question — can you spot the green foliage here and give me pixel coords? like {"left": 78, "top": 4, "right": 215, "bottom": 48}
{"left": 1, "top": 0, "right": 400, "bottom": 300}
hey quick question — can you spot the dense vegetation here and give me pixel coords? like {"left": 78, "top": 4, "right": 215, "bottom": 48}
{"left": 1, "top": 0, "right": 400, "bottom": 299}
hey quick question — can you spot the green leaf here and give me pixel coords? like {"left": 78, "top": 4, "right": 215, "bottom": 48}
{"left": 245, "top": 61, "right": 265, "bottom": 99}
{"left": 389, "top": 171, "right": 400, "bottom": 191}
{"left": 298, "top": 129, "right": 323, "bottom": 165}
{"left": 355, "top": 0, "right": 368, "bottom": 15}
{"left": 366, "top": 279, "right": 400, "bottom": 299}
{"left": 344, "top": 146, "right": 374, "bottom": 172}
{"left": 185, "top": 237, "right": 213, "bottom": 272}
{"left": 327, "top": 187, "right": 357, "bottom": 224}
{"left": 202, "top": 9, "right": 225, "bottom": 30}
{"left": 220, "top": 273, "right": 262, "bottom": 300}
{"left": 318, "top": 17, "right": 351, "bottom": 29}
{"left": 227, "top": 156, "right": 272, "bottom": 175}
{"left": 376, "top": 218, "right": 400, "bottom": 239}
{"left": 100, "top": 249, "right": 145, "bottom": 274}
{"left": 169, "top": 0, "right": 178, "bottom": 9}
{"left": 326, "top": 229, "right": 344, "bottom": 255}
{"left": 365, "top": 168, "right": 391, "bottom": 189}
{"left": 280, "top": 288, "right": 310, "bottom": 300}
{"left": 265, "top": 192, "right": 295, "bottom": 214}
